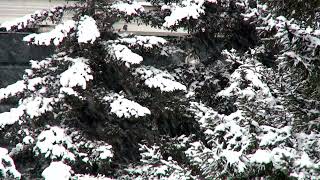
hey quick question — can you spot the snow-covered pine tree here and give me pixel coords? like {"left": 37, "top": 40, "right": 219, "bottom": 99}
{"left": 261, "top": 0, "right": 320, "bottom": 27}
{"left": 0, "top": 0, "right": 319, "bottom": 179}
{"left": 132, "top": 0, "right": 320, "bottom": 179}
{"left": 0, "top": 0, "right": 192, "bottom": 179}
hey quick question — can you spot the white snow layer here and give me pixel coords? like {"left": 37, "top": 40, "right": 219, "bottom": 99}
{"left": 0, "top": 96, "right": 56, "bottom": 128}
{"left": 0, "top": 147, "right": 21, "bottom": 179}
{"left": 60, "top": 57, "right": 93, "bottom": 90}
{"left": 189, "top": 102, "right": 320, "bottom": 177}
{"left": 0, "top": 6, "right": 63, "bottom": 31}
{"left": 23, "top": 15, "right": 99, "bottom": 46}
{"left": 74, "top": 174, "right": 113, "bottom": 180}
{"left": 77, "top": 15, "right": 100, "bottom": 43}
{"left": 94, "top": 145, "right": 114, "bottom": 160}
{"left": 34, "top": 126, "right": 75, "bottom": 161}
{"left": 163, "top": 0, "right": 216, "bottom": 27}
{"left": 117, "top": 36, "right": 167, "bottom": 48}
{"left": 0, "top": 80, "right": 25, "bottom": 101}
{"left": 0, "top": 76, "right": 46, "bottom": 102}
{"left": 109, "top": 44, "right": 143, "bottom": 67}
{"left": 217, "top": 61, "right": 274, "bottom": 105}
{"left": 111, "top": 1, "right": 145, "bottom": 15}
{"left": 127, "top": 144, "right": 193, "bottom": 179}
{"left": 42, "top": 161, "right": 72, "bottom": 180}
{"left": 23, "top": 20, "right": 76, "bottom": 46}
{"left": 258, "top": 126, "right": 291, "bottom": 147}
{"left": 104, "top": 93, "right": 151, "bottom": 118}
{"left": 249, "top": 149, "right": 272, "bottom": 164}
{"left": 1, "top": 13, "right": 36, "bottom": 30}
{"left": 0, "top": 56, "right": 91, "bottom": 128}
{"left": 135, "top": 66, "right": 187, "bottom": 92}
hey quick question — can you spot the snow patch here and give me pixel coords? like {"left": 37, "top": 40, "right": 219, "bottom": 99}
{"left": 0, "top": 96, "right": 55, "bottom": 128}
{"left": 77, "top": 15, "right": 100, "bottom": 44}
{"left": 104, "top": 93, "right": 151, "bottom": 118}
{"left": 109, "top": 44, "right": 143, "bottom": 67}
{"left": 249, "top": 149, "right": 272, "bottom": 164}
{"left": 34, "top": 126, "right": 75, "bottom": 161}
{"left": 135, "top": 66, "right": 187, "bottom": 92}
{"left": 94, "top": 145, "right": 114, "bottom": 160}
{"left": 23, "top": 20, "right": 76, "bottom": 46}
{"left": 0, "top": 6, "right": 64, "bottom": 31}
{"left": 60, "top": 57, "right": 93, "bottom": 90}
{"left": 163, "top": 0, "right": 215, "bottom": 27}
{"left": 42, "top": 161, "right": 71, "bottom": 180}
{"left": 74, "top": 174, "right": 113, "bottom": 180}
{"left": 0, "top": 147, "right": 21, "bottom": 179}
{"left": 117, "top": 36, "right": 167, "bottom": 49}
{"left": 0, "top": 80, "right": 25, "bottom": 101}
{"left": 111, "top": 1, "right": 144, "bottom": 15}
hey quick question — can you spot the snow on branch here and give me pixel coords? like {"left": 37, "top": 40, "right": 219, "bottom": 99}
{"left": 77, "top": 15, "right": 100, "bottom": 44}
{"left": 72, "top": 132, "right": 114, "bottom": 163}
{"left": 93, "top": 145, "right": 114, "bottom": 161}
{"left": 0, "top": 6, "right": 65, "bottom": 31}
{"left": 0, "top": 148, "right": 21, "bottom": 179}
{"left": 187, "top": 103, "right": 254, "bottom": 176}
{"left": 103, "top": 93, "right": 151, "bottom": 118}
{"left": 34, "top": 127, "right": 114, "bottom": 165}
{"left": 108, "top": 44, "right": 143, "bottom": 67}
{"left": 0, "top": 80, "right": 25, "bottom": 102}
{"left": 124, "top": 144, "right": 194, "bottom": 179}
{"left": 29, "top": 58, "right": 53, "bottom": 70}
{"left": 274, "top": 17, "right": 320, "bottom": 69}
{"left": 116, "top": 35, "right": 167, "bottom": 49}
{"left": 23, "top": 20, "right": 76, "bottom": 46}
{"left": 23, "top": 15, "right": 100, "bottom": 46}
{"left": 134, "top": 66, "right": 187, "bottom": 92}
{"left": 163, "top": 0, "right": 216, "bottom": 28}
{"left": 42, "top": 161, "right": 72, "bottom": 180}
{"left": 73, "top": 174, "right": 113, "bottom": 180}
{"left": 0, "top": 75, "right": 56, "bottom": 128}
{"left": 0, "top": 107, "right": 24, "bottom": 128}
{"left": 0, "top": 76, "right": 49, "bottom": 102}
{"left": 217, "top": 55, "right": 274, "bottom": 104}
{"left": 0, "top": 96, "right": 56, "bottom": 128}
{"left": 0, "top": 55, "right": 92, "bottom": 128}
{"left": 254, "top": 7, "right": 320, "bottom": 73}
{"left": 240, "top": 1, "right": 267, "bottom": 21}
{"left": 188, "top": 100, "right": 320, "bottom": 178}
{"left": 34, "top": 126, "right": 75, "bottom": 161}
{"left": 60, "top": 57, "right": 93, "bottom": 90}
{"left": 111, "top": 1, "right": 145, "bottom": 16}
{"left": 258, "top": 126, "right": 291, "bottom": 147}
{"left": 27, "top": 55, "right": 93, "bottom": 96}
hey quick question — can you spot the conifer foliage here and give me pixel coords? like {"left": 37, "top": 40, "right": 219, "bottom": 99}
{"left": 0, "top": 0, "right": 319, "bottom": 179}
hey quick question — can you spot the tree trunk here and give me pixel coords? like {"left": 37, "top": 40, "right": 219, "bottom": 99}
{"left": 87, "top": 0, "right": 96, "bottom": 16}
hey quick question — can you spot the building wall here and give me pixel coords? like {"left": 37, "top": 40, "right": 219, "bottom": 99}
{"left": 0, "top": 0, "right": 187, "bottom": 36}
{"left": 0, "top": 32, "right": 54, "bottom": 87}
{"left": 0, "top": 0, "right": 72, "bottom": 23}
{"left": 0, "top": 32, "right": 53, "bottom": 112}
